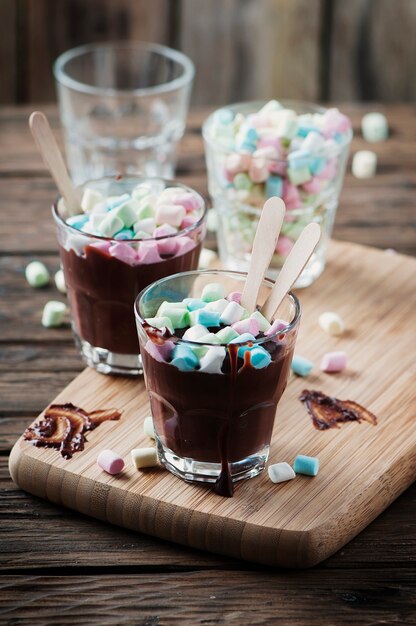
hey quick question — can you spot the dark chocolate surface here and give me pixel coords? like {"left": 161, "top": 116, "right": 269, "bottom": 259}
{"left": 60, "top": 243, "right": 201, "bottom": 354}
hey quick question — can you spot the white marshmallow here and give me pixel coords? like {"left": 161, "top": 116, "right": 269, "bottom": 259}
{"left": 198, "top": 247, "right": 219, "bottom": 269}
{"left": 352, "top": 151, "right": 377, "bottom": 179}
{"left": 205, "top": 298, "right": 229, "bottom": 314}
{"left": 54, "top": 269, "right": 66, "bottom": 293}
{"left": 42, "top": 301, "right": 67, "bottom": 328}
{"left": 268, "top": 462, "right": 296, "bottom": 484}
{"left": 131, "top": 447, "right": 158, "bottom": 469}
{"left": 220, "top": 301, "right": 245, "bottom": 325}
{"left": 301, "top": 131, "right": 325, "bottom": 153}
{"left": 318, "top": 311, "right": 345, "bottom": 336}
{"left": 361, "top": 112, "right": 388, "bottom": 142}
{"left": 143, "top": 416, "right": 155, "bottom": 440}
{"left": 183, "top": 324, "right": 209, "bottom": 341}
{"left": 81, "top": 188, "right": 104, "bottom": 213}
{"left": 199, "top": 346, "right": 226, "bottom": 374}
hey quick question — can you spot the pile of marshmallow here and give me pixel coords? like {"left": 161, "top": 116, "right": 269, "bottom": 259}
{"left": 205, "top": 101, "right": 351, "bottom": 263}
{"left": 63, "top": 183, "right": 204, "bottom": 264}
{"left": 144, "top": 282, "right": 287, "bottom": 374}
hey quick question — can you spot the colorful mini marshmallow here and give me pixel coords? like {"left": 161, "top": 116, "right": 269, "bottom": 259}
{"left": 320, "top": 351, "right": 347, "bottom": 373}
{"left": 97, "top": 449, "right": 125, "bottom": 475}
{"left": 25, "top": 261, "right": 50, "bottom": 288}
{"left": 291, "top": 355, "right": 313, "bottom": 377}
{"left": 131, "top": 447, "right": 158, "bottom": 469}
{"left": 268, "top": 462, "right": 296, "bottom": 484}
{"left": 293, "top": 454, "right": 319, "bottom": 476}
{"left": 318, "top": 311, "right": 345, "bottom": 336}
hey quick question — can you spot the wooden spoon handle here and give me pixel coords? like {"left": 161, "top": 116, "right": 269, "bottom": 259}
{"left": 261, "top": 222, "right": 321, "bottom": 321}
{"left": 240, "top": 197, "right": 286, "bottom": 312}
{"left": 29, "top": 111, "right": 80, "bottom": 217}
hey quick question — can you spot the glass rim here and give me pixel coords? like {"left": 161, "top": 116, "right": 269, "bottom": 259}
{"left": 51, "top": 175, "right": 207, "bottom": 243}
{"left": 53, "top": 41, "right": 195, "bottom": 97}
{"left": 202, "top": 99, "right": 353, "bottom": 161}
{"left": 134, "top": 269, "right": 301, "bottom": 347}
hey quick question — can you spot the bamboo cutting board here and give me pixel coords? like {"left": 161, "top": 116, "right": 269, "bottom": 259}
{"left": 9, "top": 241, "right": 416, "bottom": 568}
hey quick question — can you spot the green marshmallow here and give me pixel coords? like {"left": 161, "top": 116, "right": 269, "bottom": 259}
{"left": 188, "top": 310, "right": 200, "bottom": 326}
{"left": 201, "top": 282, "right": 226, "bottom": 302}
{"left": 215, "top": 326, "right": 239, "bottom": 343}
{"left": 113, "top": 201, "right": 138, "bottom": 228}
{"left": 157, "top": 301, "right": 188, "bottom": 317}
{"left": 196, "top": 333, "right": 222, "bottom": 345}
{"left": 288, "top": 166, "right": 312, "bottom": 186}
{"left": 233, "top": 173, "right": 253, "bottom": 191}
{"left": 189, "top": 344, "right": 209, "bottom": 359}
{"left": 136, "top": 201, "right": 156, "bottom": 220}
{"left": 99, "top": 213, "right": 124, "bottom": 237}
{"left": 162, "top": 308, "right": 190, "bottom": 329}
{"left": 145, "top": 316, "right": 174, "bottom": 334}
{"left": 25, "top": 261, "right": 50, "bottom": 288}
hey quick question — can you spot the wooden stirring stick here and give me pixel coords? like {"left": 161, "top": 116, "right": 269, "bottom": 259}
{"left": 29, "top": 111, "right": 80, "bottom": 218}
{"left": 261, "top": 222, "right": 321, "bottom": 321}
{"left": 240, "top": 197, "right": 286, "bottom": 312}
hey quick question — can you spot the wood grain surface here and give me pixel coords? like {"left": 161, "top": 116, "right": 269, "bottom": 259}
{"left": 9, "top": 241, "right": 416, "bottom": 568}
{"left": 1, "top": 104, "right": 416, "bottom": 624}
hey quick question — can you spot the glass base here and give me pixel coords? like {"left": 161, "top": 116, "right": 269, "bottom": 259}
{"left": 156, "top": 436, "right": 269, "bottom": 485}
{"left": 74, "top": 331, "right": 142, "bottom": 376}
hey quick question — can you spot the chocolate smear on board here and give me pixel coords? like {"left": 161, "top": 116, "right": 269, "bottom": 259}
{"left": 300, "top": 390, "right": 377, "bottom": 431}
{"left": 24, "top": 403, "right": 122, "bottom": 459}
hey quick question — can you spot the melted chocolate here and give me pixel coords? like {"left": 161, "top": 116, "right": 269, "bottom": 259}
{"left": 60, "top": 243, "right": 201, "bottom": 354}
{"left": 142, "top": 332, "right": 295, "bottom": 497}
{"left": 300, "top": 390, "right": 377, "bottom": 430}
{"left": 24, "top": 403, "right": 121, "bottom": 459}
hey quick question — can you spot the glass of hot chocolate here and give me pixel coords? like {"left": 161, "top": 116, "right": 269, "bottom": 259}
{"left": 53, "top": 176, "right": 207, "bottom": 375}
{"left": 135, "top": 269, "right": 301, "bottom": 496}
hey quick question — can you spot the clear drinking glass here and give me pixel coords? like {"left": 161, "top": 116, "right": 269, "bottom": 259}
{"left": 135, "top": 270, "right": 300, "bottom": 492}
{"left": 54, "top": 42, "right": 195, "bottom": 185}
{"left": 203, "top": 101, "right": 352, "bottom": 287}
{"left": 53, "top": 176, "right": 207, "bottom": 376}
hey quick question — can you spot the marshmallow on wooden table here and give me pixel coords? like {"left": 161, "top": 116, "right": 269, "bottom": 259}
{"left": 291, "top": 355, "right": 313, "bottom": 377}
{"left": 361, "top": 112, "right": 388, "bottom": 142}
{"left": 320, "top": 351, "right": 347, "bottom": 373}
{"left": 54, "top": 269, "right": 66, "bottom": 293}
{"left": 97, "top": 449, "right": 125, "bottom": 475}
{"left": 352, "top": 151, "right": 377, "bottom": 179}
{"left": 294, "top": 454, "right": 319, "bottom": 476}
{"left": 42, "top": 301, "right": 67, "bottom": 328}
{"left": 268, "top": 462, "right": 296, "bottom": 484}
{"left": 131, "top": 447, "right": 158, "bottom": 469}
{"left": 143, "top": 416, "right": 155, "bottom": 440}
{"left": 318, "top": 311, "right": 345, "bottom": 336}
{"left": 25, "top": 261, "right": 50, "bottom": 287}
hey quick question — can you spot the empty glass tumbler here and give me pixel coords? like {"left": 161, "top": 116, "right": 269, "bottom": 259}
{"left": 54, "top": 42, "right": 194, "bottom": 185}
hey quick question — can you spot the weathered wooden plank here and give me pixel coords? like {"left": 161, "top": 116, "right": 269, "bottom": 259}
{"left": 22, "top": 0, "right": 172, "bottom": 103}
{"left": 330, "top": 0, "right": 416, "bottom": 101}
{"left": 0, "top": 570, "right": 415, "bottom": 625}
{"left": 0, "top": 344, "right": 81, "bottom": 372}
{"left": 0, "top": 371, "right": 80, "bottom": 415}
{"left": 180, "top": 0, "right": 323, "bottom": 105}
{"left": 0, "top": 0, "right": 16, "bottom": 104}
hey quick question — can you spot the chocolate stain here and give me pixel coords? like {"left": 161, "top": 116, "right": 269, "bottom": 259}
{"left": 23, "top": 403, "right": 122, "bottom": 459}
{"left": 300, "top": 390, "right": 377, "bottom": 431}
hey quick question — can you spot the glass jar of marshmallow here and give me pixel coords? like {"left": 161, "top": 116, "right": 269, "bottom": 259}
{"left": 203, "top": 101, "right": 352, "bottom": 287}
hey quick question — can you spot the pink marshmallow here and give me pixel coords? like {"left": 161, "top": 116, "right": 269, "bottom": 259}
{"left": 323, "top": 108, "right": 351, "bottom": 135}
{"left": 226, "top": 291, "right": 242, "bottom": 304}
{"left": 145, "top": 339, "right": 174, "bottom": 362}
{"left": 155, "top": 204, "right": 186, "bottom": 227}
{"left": 175, "top": 236, "right": 195, "bottom": 256}
{"left": 225, "top": 153, "right": 251, "bottom": 176}
{"left": 302, "top": 177, "right": 322, "bottom": 194}
{"left": 153, "top": 224, "right": 177, "bottom": 238}
{"left": 97, "top": 449, "right": 125, "bottom": 475}
{"left": 249, "top": 158, "right": 269, "bottom": 183}
{"left": 275, "top": 235, "right": 294, "bottom": 257}
{"left": 109, "top": 242, "right": 137, "bottom": 266}
{"left": 153, "top": 223, "right": 178, "bottom": 255}
{"left": 257, "top": 136, "right": 282, "bottom": 153}
{"left": 283, "top": 181, "right": 301, "bottom": 205}
{"left": 138, "top": 241, "right": 162, "bottom": 264}
{"left": 232, "top": 318, "right": 260, "bottom": 336}
{"left": 180, "top": 214, "right": 199, "bottom": 229}
{"left": 171, "top": 192, "right": 201, "bottom": 213}
{"left": 316, "top": 158, "right": 338, "bottom": 180}
{"left": 269, "top": 160, "right": 287, "bottom": 176}
{"left": 247, "top": 113, "right": 271, "bottom": 128}
{"left": 320, "top": 351, "right": 347, "bottom": 373}
{"left": 265, "top": 318, "right": 288, "bottom": 337}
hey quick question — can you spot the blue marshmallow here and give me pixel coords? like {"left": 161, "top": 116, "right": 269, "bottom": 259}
{"left": 249, "top": 347, "right": 272, "bottom": 369}
{"left": 171, "top": 344, "right": 199, "bottom": 371}
{"left": 214, "top": 108, "right": 234, "bottom": 125}
{"left": 66, "top": 214, "right": 89, "bottom": 230}
{"left": 184, "top": 298, "right": 206, "bottom": 311}
{"left": 265, "top": 175, "right": 283, "bottom": 198}
{"left": 288, "top": 149, "right": 313, "bottom": 170}
{"left": 114, "top": 228, "right": 134, "bottom": 240}
{"left": 294, "top": 454, "right": 319, "bottom": 476}
{"left": 230, "top": 332, "right": 256, "bottom": 358}
{"left": 291, "top": 355, "right": 314, "bottom": 377}
{"left": 309, "top": 157, "right": 327, "bottom": 175}
{"left": 197, "top": 309, "right": 221, "bottom": 327}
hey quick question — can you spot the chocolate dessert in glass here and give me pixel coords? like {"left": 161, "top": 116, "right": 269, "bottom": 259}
{"left": 135, "top": 270, "right": 301, "bottom": 496}
{"left": 53, "top": 177, "right": 207, "bottom": 375}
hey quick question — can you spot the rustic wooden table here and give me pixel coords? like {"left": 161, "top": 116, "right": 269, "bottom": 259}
{"left": 1, "top": 104, "right": 415, "bottom": 625}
